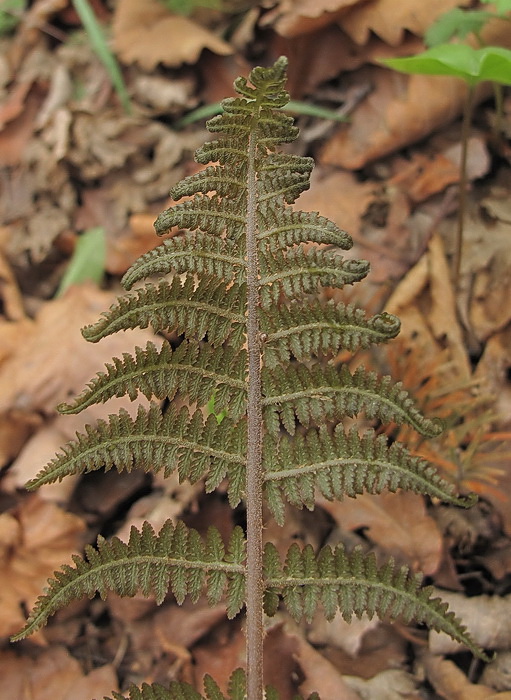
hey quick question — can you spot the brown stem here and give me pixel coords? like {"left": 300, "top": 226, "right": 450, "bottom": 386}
{"left": 245, "top": 125, "right": 264, "bottom": 698}
{"left": 453, "top": 85, "right": 475, "bottom": 290}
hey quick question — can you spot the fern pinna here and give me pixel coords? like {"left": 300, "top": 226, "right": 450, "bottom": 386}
{"left": 12, "top": 58, "right": 486, "bottom": 699}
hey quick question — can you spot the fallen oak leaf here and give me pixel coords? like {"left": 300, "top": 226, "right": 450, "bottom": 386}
{"left": 112, "top": 0, "right": 232, "bottom": 70}
{"left": 0, "top": 496, "right": 85, "bottom": 639}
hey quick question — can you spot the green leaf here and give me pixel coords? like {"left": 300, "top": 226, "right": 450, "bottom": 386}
{"left": 55, "top": 227, "right": 106, "bottom": 297}
{"left": 381, "top": 44, "right": 511, "bottom": 87}
{"left": 481, "top": 0, "right": 511, "bottom": 14}
{"left": 425, "top": 9, "right": 493, "bottom": 47}
{"left": 71, "top": 0, "right": 132, "bottom": 113}
{"left": 11, "top": 521, "right": 245, "bottom": 641}
{"left": 158, "top": 0, "right": 222, "bottom": 15}
{"left": 0, "top": 0, "right": 25, "bottom": 34}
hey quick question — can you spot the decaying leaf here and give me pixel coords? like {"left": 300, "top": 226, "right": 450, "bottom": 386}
{"left": 429, "top": 591, "right": 511, "bottom": 655}
{"left": 338, "top": 0, "right": 470, "bottom": 46}
{"left": 319, "top": 491, "right": 443, "bottom": 575}
{"left": 112, "top": 0, "right": 232, "bottom": 70}
{"left": 0, "top": 496, "right": 84, "bottom": 639}
{"left": 0, "top": 645, "right": 117, "bottom": 700}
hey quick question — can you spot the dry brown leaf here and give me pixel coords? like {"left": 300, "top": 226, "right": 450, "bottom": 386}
{"left": 0, "top": 496, "right": 85, "bottom": 639}
{"left": 389, "top": 136, "right": 490, "bottom": 203}
{"left": 481, "top": 651, "right": 511, "bottom": 693}
{"left": 295, "top": 168, "right": 376, "bottom": 239}
{"left": 0, "top": 646, "right": 117, "bottom": 700}
{"left": 422, "top": 653, "right": 493, "bottom": 700}
{"left": 320, "top": 67, "right": 474, "bottom": 170}
{"left": 308, "top": 611, "right": 380, "bottom": 656}
{"left": 0, "top": 283, "right": 159, "bottom": 417}
{"left": 260, "top": 0, "right": 363, "bottom": 38}
{"left": 339, "top": 0, "right": 469, "bottom": 46}
{"left": 429, "top": 591, "right": 511, "bottom": 655}
{"left": 385, "top": 234, "right": 471, "bottom": 381}
{"left": 291, "top": 629, "right": 363, "bottom": 700}
{"left": 319, "top": 491, "right": 443, "bottom": 574}
{"left": 112, "top": 0, "right": 232, "bottom": 70}
{"left": 321, "top": 18, "right": 511, "bottom": 169}
{"left": 344, "top": 668, "right": 419, "bottom": 699}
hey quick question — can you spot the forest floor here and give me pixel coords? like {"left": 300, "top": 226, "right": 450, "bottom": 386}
{"left": 1, "top": 1, "right": 511, "bottom": 698}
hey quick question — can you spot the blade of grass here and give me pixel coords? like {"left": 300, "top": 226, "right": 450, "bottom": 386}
{"left": 56, "top": 227, "right": 106, "bottom": 297}
{"left": 71, "top": 0, "right": 131, "bottom": 114}
{"left": 173, "top": 99, "right": 350, "bottom": 129}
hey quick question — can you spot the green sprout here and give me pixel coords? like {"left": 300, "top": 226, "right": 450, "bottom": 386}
{"left": 381, "top": 39, "right": 511, "bottom": 288}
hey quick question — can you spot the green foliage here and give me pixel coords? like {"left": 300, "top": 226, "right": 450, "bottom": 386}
{"left": 13, "top": 57, "right": 488, "bottom": 697}
{"left": 482, "top": 0, "right": 511, "bottom": 12}
{"left": 56, "top": 227, "right": 106, "bottom": 296}
{"left": 71, "top": 0, "right": 131, "bottom": 114}
{"left": 11, "top": 521, "right": 246, "bottom": 640}
{"left": 158, "top": 0, "right": 223, "bottom": 15}
{"left": 263, "top": 543, "right": 482, "bottom": 657}
{"left": 425, "top": 8, "right": 493, "bottom": 46}
{"left": 382, "top": 43, "right": 511, "bottom": 87}
{"left": 425, "top": 1, "right": 511, "bottom": 46}
{"left": 105, "top": 670, "right": 316, "bottom": 700}
{"left": 0, "top": 0, "right": 25, "bottom": 34}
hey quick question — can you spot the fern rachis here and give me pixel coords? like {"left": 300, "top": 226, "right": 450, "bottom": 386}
{"left": 12, "top": 58, "right": 487, "bottom": 700}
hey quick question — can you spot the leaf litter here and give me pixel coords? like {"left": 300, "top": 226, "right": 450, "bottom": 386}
{"left": 0, "top": 0, "right": 511, "bottom": 697}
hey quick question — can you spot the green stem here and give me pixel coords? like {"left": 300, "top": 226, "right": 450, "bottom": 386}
{"left": 453, "top": 85, "right": 475, "bottom": 290}
{"left": 245, "top": 122, "right": 264, "bottom": 696}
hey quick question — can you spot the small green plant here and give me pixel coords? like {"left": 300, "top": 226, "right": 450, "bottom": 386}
{"left": 381, "top": 4, "right": 511, "bottom": 288}
{"left": 71, "top": 0, "right": 131, "bottom": 114}
{"left": 12, "top": 57, "right": 487, "bottom": 699}
{"left": 55, "top": 227, "right": 106, "bottom": 297}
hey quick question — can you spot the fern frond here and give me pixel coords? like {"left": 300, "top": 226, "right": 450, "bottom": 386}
{"left": 122, "top": 233, "right": 245, "bottom": 290}
{"left": 263, "top": 427, "right": 475, "bottom": 522}
{"left": 27, "top": 404, "right": 247, "bottom": 505}
{"left": 261, "top": 302, "right": 400, "bottom": 368}
{"left": 108, "top": 681, "right": 202, "bottom": 700}
{"left": 258, "top": 206, "right": 352, "bottom": 252}
{"left": 259, "top": 248, "right": 370, "bottom": 308}
{"left": 11, "top": 522, "right": 246, "bottom": 641}
{"left": 106, "top": 670, "right": 312, "bottom": 700}
{"left": 170, "top": 165, "right": 247, "bottom": 201}
{"left": 155, "top": 195, "right": 246, "bottom": 242}
{"left": 263, "top": 542, "right": 488, "bottom": 660}
{"left": 82, "top": 277, "right": 246, "bottom": 348}
{"left": 58, "top": 341, "right": 247, "bottom": 420}
{"left": 262, "top": 364, "right": 443, "bottom": 437}
{"left": 257, "top": 154, "right": 312, "bottom": 204}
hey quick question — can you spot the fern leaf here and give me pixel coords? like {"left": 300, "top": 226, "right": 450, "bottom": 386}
{"left": 10, "top": 522, "right": 246, "bottom": 641}
{"left": 262, "top": 364, "right": 443, "bottom": 437}
{"left": 155, "top": 194, "right": 246, "bottom": 242}
{"left": 261, "top": 302, "right": 400, "bottom": 368}
{"left": 257, "top": 154, "right": 312, "bottom": 204}
{"left": 263, "top": 542, "right": 488, "bottom": 661}
{"left": 108, "top": 682, "right": 202, "bottom": 700}
{"left": 58, "top": 341, "right": 247, "bottom": 420}
{"left": 27, "top": 404, "right": 247, "bottom": 505}
{"left": 122, "top": 233, "right": 245, "bottom": 290}
{"left": 259, "top": 247, "right": 370, "bottom": 308}
{"left": 263, "top": 427, "right": 475, "bottom": 522}
{"left": 258, "top": 206, "right": 352, "bottom": 252}
{"left": 170, "top": 165, "right": 247, "bottom": 202}
{"left": 82, "top": 277, "right": 246, "bottom": 348}
{"left": 106, "top": 671, "right": 312, "bottom": 700}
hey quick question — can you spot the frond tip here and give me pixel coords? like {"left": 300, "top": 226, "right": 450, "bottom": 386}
{"left": 263, "top": 543, "right": 489, "bottom": 661}
{"left": 11, "top": 522, "right": 246, "bottom": 641}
